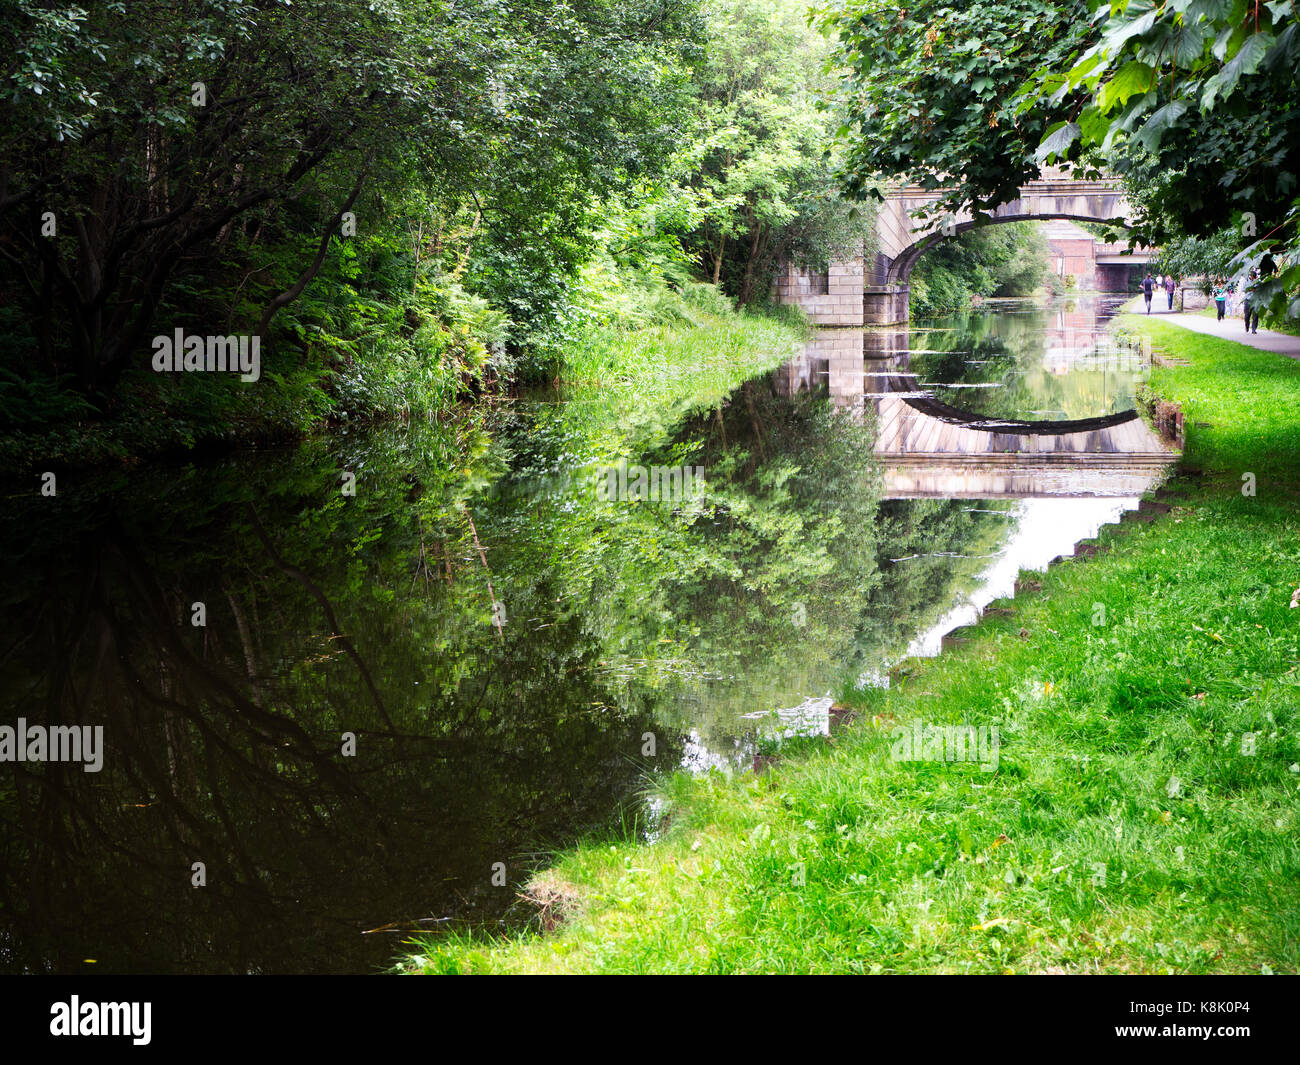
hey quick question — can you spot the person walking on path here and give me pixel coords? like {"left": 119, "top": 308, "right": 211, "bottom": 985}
{"left": 1244, "top": 271, "right": 1262, "bottom": 334}
{"left": 1164, "top": 274, "right": 1176, "bottom": 310}
{"left": 1214, "top": 279, "right": 1228, "bottom": 320}
{"left": 1142, "top": 273, "right": 1155, "bottom": 314}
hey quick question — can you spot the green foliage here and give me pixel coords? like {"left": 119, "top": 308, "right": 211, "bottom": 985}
{"left": 0, "top": 0, "right": 706, "bottom": 436}
{"left": 820, "top": 0, "right": 1092, "bottom": 216}
{"left": 822, "top": 0, "right": 1299, "bottom": 319}
{"left": 1014, "top": 0, "right": 1300, "bottom": 319}
{"left": 1151, "top": 226, "right": 1243, "bottom": 284}
{"left": 0, "top": 366, "right": 94, "bottom": 430}
{"left": 677, "top": 0, "right": 876, "bottom": 305}
{"left": 1, "top": 0, "right": 868, "bottom": 462}
{"left": 911, "top": 222, "right": 1051, "bottom": 315}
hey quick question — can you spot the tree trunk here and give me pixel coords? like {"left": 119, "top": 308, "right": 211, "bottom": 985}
{"left": 738, "top": 219, "right": 764, "bottom": 305}
{"left": 256, "top": 169, "right": 368, "bottom": 338}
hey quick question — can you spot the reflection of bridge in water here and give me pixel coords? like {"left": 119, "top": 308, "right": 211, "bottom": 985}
{"left": 776, "top": 327, "right": 1179, "bottom": 499}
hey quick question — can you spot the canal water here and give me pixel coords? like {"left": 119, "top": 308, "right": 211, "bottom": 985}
{"left": 0, "top": 295, "right": 1168, "bottom": 973}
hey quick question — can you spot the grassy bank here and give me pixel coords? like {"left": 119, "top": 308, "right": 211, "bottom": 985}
{"left": 556, "top": 280, "right": 808, "bottom": 431}
{"left": 403, "top": 315, "right": 1300, "bottom": 974}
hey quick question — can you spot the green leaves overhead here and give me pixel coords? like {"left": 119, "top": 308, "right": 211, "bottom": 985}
{"left": 820, "top": 0, "right": 1094, "bottom": 218}
{"left": 1201, "top": 30, "right": 1271, "bottom": 109}
{"left": 1035, "top": 120, "right": 1081, "bottom": 163}
{"left": 1133, "top": 99, "right": 1188, "bottom": 150}
{"left": 1023, "top": 0, "right": 1299, "bottom": 317}
{"left": 1036, "top": 0, "right": 1298, "bottom": 160}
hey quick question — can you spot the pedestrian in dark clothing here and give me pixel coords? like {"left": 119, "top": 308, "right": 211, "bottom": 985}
{"left": 1142, "top": 273, "right": 1154, "bottom": 313}
{"left": 1164, "top": 274, "right": 1176, "bottom": 310}
{"left": 1244, "top": 273, "right": 1262, "bottom": 334}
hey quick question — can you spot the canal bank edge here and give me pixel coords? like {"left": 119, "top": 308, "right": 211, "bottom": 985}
{"left": 403, "top": 315, "right": 1300, "bottom": 975}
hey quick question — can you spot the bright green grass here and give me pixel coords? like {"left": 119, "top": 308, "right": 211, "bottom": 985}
{"left": 1131, "top": 315, "right": 1300, "bottom": 492}
{"left": 544, "top": 285, "right": 808, "bottom": 475}
{"left": 560, "top": 284, "right": 807, "bottom": 407}
{"left": 403, "top": 313, "right": 1300, "bottom": 975}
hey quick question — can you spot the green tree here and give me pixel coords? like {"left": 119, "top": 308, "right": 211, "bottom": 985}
{"left": 1150, "top": 226, "right": 1244, "bottom": 284}
{"left": 679, "top": 0, "right": 874, "bottom": 305}
{"left": 822, "top": 0, "right": 1299, "bottom": 319}
{"left": 818, "top": 0, "right": 1091, "bottom": 217}
{"left": 1018, "top": 0, "right": 1299, "bottom": 317}
{"left": 0, "top": 0, "right": 704, "bottom": 397}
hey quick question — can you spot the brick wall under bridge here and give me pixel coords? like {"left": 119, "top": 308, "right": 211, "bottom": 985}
{"left": 774, "top": 170, "right": 1140, "bottom": 325}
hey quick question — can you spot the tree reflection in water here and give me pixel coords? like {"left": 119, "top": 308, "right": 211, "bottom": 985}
{"left": 1, "top": 361, "right": 1017, "bottom": 973}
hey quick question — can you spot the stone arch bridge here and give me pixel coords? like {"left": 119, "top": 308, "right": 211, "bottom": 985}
{"left": 774, "top": 171, "right": 1137, "bottom": 326}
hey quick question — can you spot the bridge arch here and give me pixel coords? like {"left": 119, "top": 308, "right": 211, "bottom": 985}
{"left": 772, "top": 170, "right": 1141, "bottom": 325}
{"left": 888, "top": 211, "right": 1122, "bottom": 287}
